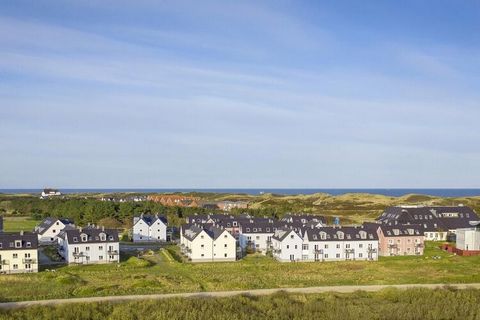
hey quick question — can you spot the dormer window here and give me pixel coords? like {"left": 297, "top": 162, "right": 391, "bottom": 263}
{"left": 81, "top": 234, "right": 88, "bottom": 242}
{"left": 100, "top": 233, "right": 107, "bottom": 241}
{"left": 15, "top": 240, "right": 22, "bottom": 248}
{"left": 109, "top": 236, "right": 114, "bottom": 241}
{"left": 26, "top": 242, "right": 31, "bottom": 248}
{"left": 73, "top": 237, "right": 78, "bottom": 242}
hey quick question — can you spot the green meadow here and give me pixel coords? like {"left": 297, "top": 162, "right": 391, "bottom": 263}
{"left": 1, "top": 288, "right": 479, "bottom": 320}
{"left": 0, "top": 242, "right": 479, "bottom": 302}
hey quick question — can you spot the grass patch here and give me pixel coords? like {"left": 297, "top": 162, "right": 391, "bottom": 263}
{"left": 0, "top": 288, "right": 479, "bottom": 319}
{"left": 2, "top": 216, "right": 39, "bottom": 232}
{"left": 0, "top": 242, "right": 480, "bottom": 302}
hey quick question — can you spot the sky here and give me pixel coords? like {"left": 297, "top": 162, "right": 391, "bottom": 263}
{"left": 1, "top": 0, "right": 480, "bottom": 189}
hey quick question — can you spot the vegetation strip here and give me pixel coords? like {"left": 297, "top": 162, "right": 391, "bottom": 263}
{"left": 1, "top": 283, "right": 480, "bottom": 309}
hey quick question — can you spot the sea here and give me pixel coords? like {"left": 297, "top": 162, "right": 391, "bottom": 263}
{"left": 1, "top": 188, "right": 480, "bottom": 197}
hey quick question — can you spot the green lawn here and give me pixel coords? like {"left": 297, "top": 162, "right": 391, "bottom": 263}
{"left": 1, "top": 216, "right": 39, "bottom": 232}
{"left": 1, "top": 288, "right": 480, "bottom": 320}
{"left": 0, "top": 242, "right": 479, "bottom": 302}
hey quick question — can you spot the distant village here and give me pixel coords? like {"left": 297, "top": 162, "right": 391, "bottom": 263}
{"left": 0, "top": 189, "right": 479, "bottom": 274}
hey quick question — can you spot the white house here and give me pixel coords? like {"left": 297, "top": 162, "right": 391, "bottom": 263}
{"left": 180, "top": 224, "right": 236, "bottom": 262}
{"left": 238, "top": 220, "right": 277, "bottom": 254}
{"left": 132, "top": 214, "right": 167, "bottom": 242}
{"left": 58, "top": 227, "right": 120, "bottom": 264}
{"left": 271, "top": 228, "right": 303, "bottom": 262}
{"left": 302, "top": 226, "right": 379, "bottom": 262}
{"left": 40, "top": 188, "right": 62, "bottom": 199}
{"left": 456, "top": 221, "right": 480, "bottom": 251}
{"left": 0, "top": 231, "right": 38, "bottom": 274}
{"left": 34, "top": 217, "right": 75, "bottom": 244}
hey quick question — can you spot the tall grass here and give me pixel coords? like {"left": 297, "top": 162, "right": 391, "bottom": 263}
{"left": 0, "top": 288, "right": 479, "bottom": 320}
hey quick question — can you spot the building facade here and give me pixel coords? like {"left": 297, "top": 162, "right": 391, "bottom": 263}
{"left": 132, "top": 214, "right": 167, "bottom": 242}
{"left": 271, "top": 229, "right": 303, "bottom": 262}
{"left": 180, "top": 224, "right": 236, "bottom": 262}
{"left": 0, "top": 232, "right": 38, "bottom": 274}
{"left": 58, "top": 227, "right": 120, "bottom": 264}
{"left": 34, "top": 217, "right": 75, "bottom": 244}
{"left": 377, "top": 225, "right": 424, "bottom": 256}
{"left": 456, "top": 221, "right": 480, "bottom": 251}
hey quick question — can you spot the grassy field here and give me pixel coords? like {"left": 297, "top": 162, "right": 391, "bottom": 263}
{"left": 0, "top": 242, "right": 479, "bottom": 302}
{"left": 1, "top": 217, "right": 39, "bottom": 232}
{"left": 1, "top": 288, "right": 479, "bottom": 319}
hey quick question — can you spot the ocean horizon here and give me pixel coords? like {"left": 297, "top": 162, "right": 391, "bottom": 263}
{"left": 1, "top": 188, "right": 480, "bottom": 197}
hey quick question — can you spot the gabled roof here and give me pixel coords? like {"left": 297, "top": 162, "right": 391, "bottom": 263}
{"left": 378, "top": 225, "right": 422, "bottom": 237}
{"left": 63, "top": 228, "right": 119, "bottom": 244}
{"left": 134, "top": 214, "right": 167, "bottom": 226}
{"left": 272, "top": 228, "right": 300, "bottom": 241}
{"left": 35, "top": 217, "right": 74, "bottom": 235}
{"left": 304, "top": 226, "right": 378, "bottom": 242}
{"left": 181, "top": 223, "right": 231, "bottom": 241}
{"left": 376, "top": 206, "right": 479, "bottom": 231}
{"left": 0, "top": 232, "right": 38, "bottom": 250}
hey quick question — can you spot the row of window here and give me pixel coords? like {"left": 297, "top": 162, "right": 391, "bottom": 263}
{"left": 0, "top": 253, "right": 32, "bottom": 259}
{"left": 0, "top": 241, "right": 33, "bottom": 249}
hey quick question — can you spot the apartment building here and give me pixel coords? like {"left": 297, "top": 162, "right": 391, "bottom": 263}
{"left": 0, "top": 231, "right": 38, "bottom": 274}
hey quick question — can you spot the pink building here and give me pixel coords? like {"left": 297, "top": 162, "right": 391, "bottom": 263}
{"left": 377, "top": 225, "right": 424, "bottom": 256}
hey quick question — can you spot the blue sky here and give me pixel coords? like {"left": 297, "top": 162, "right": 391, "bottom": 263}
{"left": 1, "top": 0, "right": 479, "bottom": 188}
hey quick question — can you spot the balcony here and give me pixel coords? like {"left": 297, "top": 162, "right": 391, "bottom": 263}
{"left": 368, "top": 248, "right": 377, "bottom": 253}
{"left": 273, "top": 249, "right": 281, "bottom": 254}
{"left": 73, "top": 252, "right": 87, "bottom": 258}
{"left": 314, "top": 249, "right": 323, "bottom": 254}
{"left": 345, "top": 249, "right": 355, "bottom": 254}
{"left": 0, "top": 259, "right": 9, "bottom": 265}
{"left": 22, "top": 258, "right": 37, "bottom": 264}
{"left": 107, "top": 250, "right": 119, "bottom": 256}
{"left": 415, "top": 243, "right": 424, "bottom": 248}
{"left": 388, "top": 244, "right": 398, "bottom": 249}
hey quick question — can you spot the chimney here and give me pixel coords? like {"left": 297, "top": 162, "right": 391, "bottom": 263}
{"left": 102, "top": 226, "right": 105, "bottom": 232}
{"left": 20, "top": 230, "right": 24, "bottom": 236}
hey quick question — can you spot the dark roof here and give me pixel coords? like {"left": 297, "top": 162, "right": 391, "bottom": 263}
{"left": 239, "top": 219, "right": 280, "bottom": 234}
{"left": 272, "top": 228, "right": 300, "bottom": 241}
{"left": 135, "top": 215, "right": 167, "bottom": 226}
{"left": 378, "top": 225, "right": 422, "bottom": 237}
{"left": 0, "top": 232, "right": 38, "bottom": 250}
{"left": 376, "top": 206, "right": 479, "bottom": 231}
{"left": 282, "top": 214, "right": 326, "bottom": 224}
{"left": 304, "top": 226, "right": 378, "bottom": 242}
{"left": 181, "top": 223, "right": 230, "bottom": 241}
{"left": 35, "top": 217, "right": 74, "bottom": 235}
{"left": 63, "top": 228, "right": 119, "bottom": 244}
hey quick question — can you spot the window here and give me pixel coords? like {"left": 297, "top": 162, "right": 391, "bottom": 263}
{"left": 224, "top": 235, "right": 228, "bottom": 238}
{"left": 24, "top": 253, "right": 30, "bottom": 258}
{"left": 86, "top": 247, "right": 90, "bottom": 251}
{"left": 13, "top": 264, "right": 18, "bottom": 270}
{"left": 25, "top": 264, "right": 31, "bottom": 269}
{"left": 336, "top": 253, "right": 340, "bottom": 258}
{"left": 26, "top": 242, "right": 31, "bottom": 248}
{"left": 52, "top": 229, "right": 56, "bottom": 233}
{"left": 256, "top": 236, "right": 260, "bottom": 240}
{"left": 201, "top": 235, "right": 204, "bottom": 239}
{"left": 15, "top": 241, "right": 21, "bottom": 248}
{"left": 286, "top": 245, "right": 290, "bottom": 249}
{"left": 324, "top": 244, "right": 328, "bottom": 249}
{"left": 294, "top": 245, "right": 298, "bottom": 249}
{"left": 346, "top": 244, "right": 350, "bottom": 249}
{"left": 73, "top": 237, "right": 78, "bottom": 242}
{"left": 303, "top": 244, "right": 308, "bottom": 250}
{"left": 201, "top": 254, "right": 204, "bottom": 257}
{"left": 224, "top": 253, "right": 227, "bottom": 257}
{"left": 99, "top": 256, "right": 104, "bottom": 260}
{"left": 201, "top": 244, "right": 204, "bottom": 248}
{"left": 13, "top": 253, "right": 18, "bottom": 259}
{"left": 224, "top": 244, "right": 227, "bottom": 248}
{"left": 99, "top": 246, "right": 103, "bottom": 250}
{"left": 336, "top": 244, "right": 340, "bottom": 249}
{"left": 324, "top": 254, "right": 328, "bottom": 258}
{"left": 290, "top": 235, "right": 294, "bottom": 239}
{"left": 359, "top": 253, "right": 363, "bottom": 258}
{"left": 359, "top": 244, "right": 363, "bottom": 248}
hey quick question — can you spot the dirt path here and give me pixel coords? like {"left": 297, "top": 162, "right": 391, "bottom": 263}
{"left": 2, "top": 283, "right": 480, "bottom": 309}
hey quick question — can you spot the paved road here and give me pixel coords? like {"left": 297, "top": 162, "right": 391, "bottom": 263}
{"left": 2, "top": 283, "right": 480, "bottom": 309}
